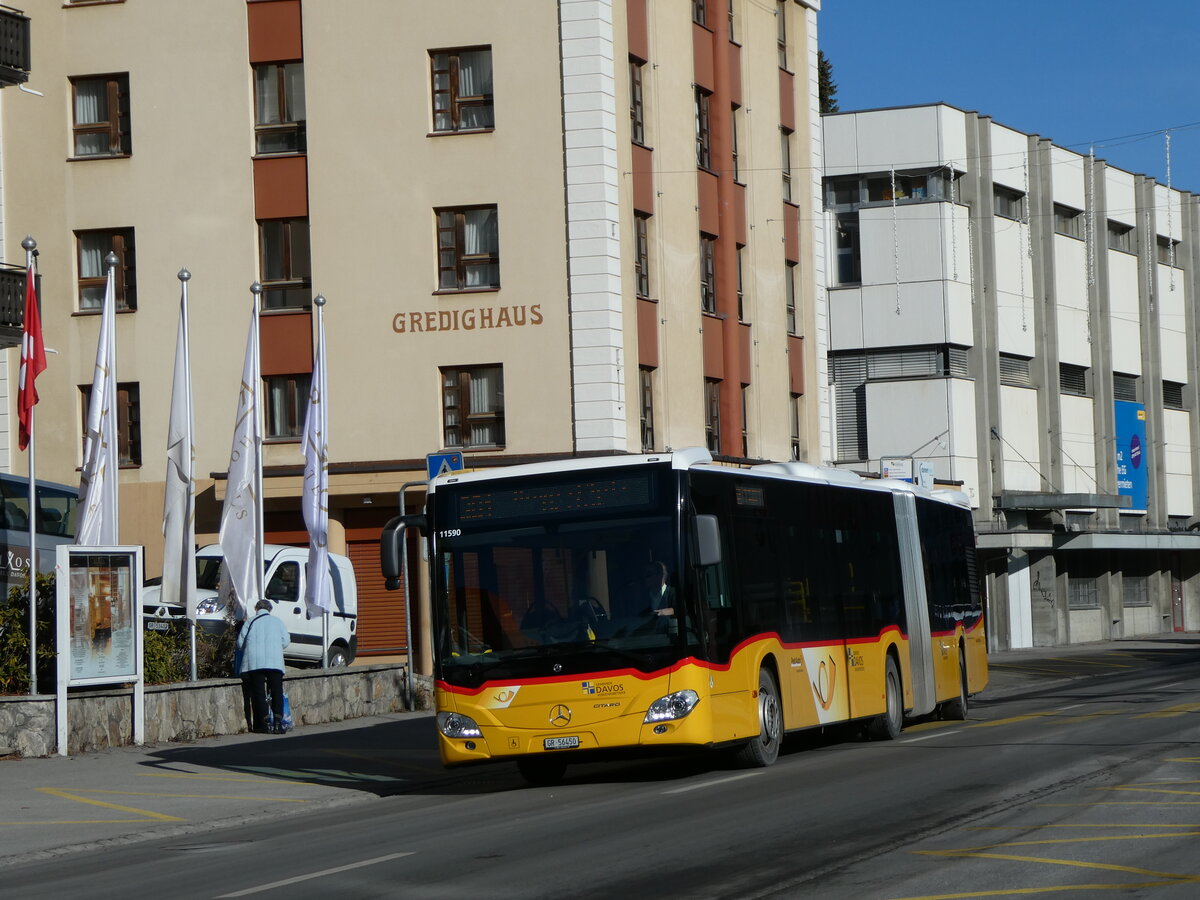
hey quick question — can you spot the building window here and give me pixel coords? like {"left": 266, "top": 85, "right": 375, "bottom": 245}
{"left": 264, "top": 373, "right": 311, "bottom": 439}
{"left": 731, "top": 105, "right": 741, "bottom": 181}
{"left": 437, "top": 206, "right": 500, "bottom": 291}
{"left": 1068, "top": 575, "right": 1099, "bottom": 609}
{"left": 430, "top": 47, "right": 494, "bottom": 133}
{"left": 781, "top": 128, "right": 793, "bottom": 201}
{"left": 1107, "top": 220, "right": 1134, "bottom": 253}
{"left": 441, "top": 365, "right": 505, "bottom": 450}
{"left": 993, "top": 185, "right": 1025, "bottom": 221}
{"left": 76, "top": 228, "right": 136, "bottom": 311}
{"left": 1053, "top": 204, "right": 1083, "bottom": 240}
{"left": 1060, "top": 363, "right": 1089, "bottom": 397}
{"left": 259, "top": 218, "right": 312, "bottom": 309}
{"left": 740, "top": 385, "right": 749, "bottom": 458}
{"left": 1113, "top": 372, "right": 1139, "bottom": 403}
{"left": 785, "top": 261, "right": 797, "bottom": 333}
{"left": 998, "top": 353, "right": 1032, "bottom": 387}
{"left": 635, "top": 213, "right": 651, "bottom": 299}
{"left": 694, "top": 87, "right": 712, "bottom": 169}
{"left": 834, "top": 213, "right": 861, "bottom": 285}
{"left": 80, "top": 382, "right": 141, "bottom": 467}
{"left": 776, "top": 0, "right": 787, "bottom": 68}
{"left": 630, "top": 59, "right": 645, "bottom": 145}
{"left": 692, "top": 0, "right": 707, "bottom": 26}
{"left": 705, "top": 379, "right": 721, "bottom": 453}
{"left": 1163, "top": 380, "right": 1185, "bottom": 410}
{"left": 70, "top": 73, "right": 131, "bottom": 158}
{"left": 700, "top": 233, "right": 717, "bottom": 313}
{"left": 736, "top": 246, "right": 746, "bottom": 321}
{"left": 727, "top": 0, "right": 736, "bottom": 41}
{"left": 1157, "top": 235, "right": 1180, "bottom": 266}
{"left": 1122, "top": 573, "right": 1150, "bottom": 608}
{"left": 640, "top": 367, "right": 655, "bottom": 452}
{"left": 790, "top": 394, "right": 801, "bottom": 460}
{"left": 254, "top": 62, "right": 306, "bottom": 154}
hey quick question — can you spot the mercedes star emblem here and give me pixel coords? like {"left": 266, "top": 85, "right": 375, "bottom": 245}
{"left": 550, "top": 705, "right": 572, "bottom": 727}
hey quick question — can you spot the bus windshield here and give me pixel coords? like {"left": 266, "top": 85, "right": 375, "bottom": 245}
{"left": 431, "top": 466, "right": 684, "bottom": 686}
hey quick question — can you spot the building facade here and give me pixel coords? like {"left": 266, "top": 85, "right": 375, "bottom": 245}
{"left": 823, "top": 103, "right": 1200, "bottom": 650}
{"left": 1, "top": 0, "right": 825, "bottom": 665}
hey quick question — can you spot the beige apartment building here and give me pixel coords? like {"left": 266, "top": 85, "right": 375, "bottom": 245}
{"left": 0, "top": 0, "right": 824, "bottom": 659}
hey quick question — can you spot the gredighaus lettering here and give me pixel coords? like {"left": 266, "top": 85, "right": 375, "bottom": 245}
{"left": 393, "top": 304, "right": 543, "bottom": 334}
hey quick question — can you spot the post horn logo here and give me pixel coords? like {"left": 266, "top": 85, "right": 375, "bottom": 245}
{"left": 549, "top": 705, "right": 572, "bottom": 727}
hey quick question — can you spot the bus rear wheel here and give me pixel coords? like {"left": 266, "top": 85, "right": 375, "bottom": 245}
{"left": 941, "top": 647, "right": 968, "bottom": 721}
{"left": 866, "top": 656, "right": 903, "bottom": 741}
{"left": 517, "top": 756, "right": 568, "bottom": 787}
{"left": 736, "top": 668, "right": 783, "bottom": 768}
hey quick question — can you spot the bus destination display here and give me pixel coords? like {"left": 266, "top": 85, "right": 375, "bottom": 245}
{"left": 454, "top": 473, "right": 655, "bottom": 524}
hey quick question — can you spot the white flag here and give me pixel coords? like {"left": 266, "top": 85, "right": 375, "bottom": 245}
{"left": 302, "top": 302, "right": 331, "bottom": 616}
{"left": 76, "top": 262, "right": 119, "bottom": 546}
{"left": 163, "top": 278, "right": 197, "bottom": 620}
{"left": 217, "top": 300, "right": 262, "bottom": 620}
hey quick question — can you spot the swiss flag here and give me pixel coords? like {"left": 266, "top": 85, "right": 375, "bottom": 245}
{"left": 18, "top": 264, "right": 46, "bottom": 451}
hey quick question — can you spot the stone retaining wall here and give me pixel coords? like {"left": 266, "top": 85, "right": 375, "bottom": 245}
{"left": 0, "top": 664, "right": 433, "bottom": 758}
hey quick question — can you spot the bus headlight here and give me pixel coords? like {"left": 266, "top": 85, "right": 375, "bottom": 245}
{"left": 438, "top": 711, "right": 483, "bottom": 739}
{"left": 643, "top": 690, "right": 700, "bottom": 723}
{"left": 197, "top": 597, "right": 226, "bottom": 615}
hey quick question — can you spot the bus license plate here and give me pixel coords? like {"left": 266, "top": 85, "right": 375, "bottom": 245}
{"left": 543, "top": 736, "right": 580, "bottom": 750}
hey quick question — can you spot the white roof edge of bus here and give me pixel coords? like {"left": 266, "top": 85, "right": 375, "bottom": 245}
{"left": 427, "top": 447, "right": 715, "bottom": 491}
{"left": 751, "top": 461, "right": 863, "bottom": 485}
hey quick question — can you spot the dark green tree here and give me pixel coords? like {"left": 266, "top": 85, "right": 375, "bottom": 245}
{"left": 818, "top": 50, "right": 839, "bottom": 114}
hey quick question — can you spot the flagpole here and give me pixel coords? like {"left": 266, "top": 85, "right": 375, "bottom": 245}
{"left": 316, "top": 295, "right": 328, "bottom": 667}
{"left": 104, "top": 251, "right": 120, "bottom": 539}
{"left": 250, "top": 282, "right": 265, "bottom": 605}
{"left": 180, "top": 269, "right": 197, "bottom": 681}
{"left": 22, "top": 235, "right": 37, "bottom": 695}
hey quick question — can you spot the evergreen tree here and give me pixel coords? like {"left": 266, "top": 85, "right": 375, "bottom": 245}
{"left": 818, "top": 50, "right": 839, "bottom": 114}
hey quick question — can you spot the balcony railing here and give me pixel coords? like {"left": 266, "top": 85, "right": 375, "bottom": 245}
{"left": 0, "top": 263, "right": 29, "bottom": 350}
{"left": 0, "top": 6, "right": 30, "bottom": 87}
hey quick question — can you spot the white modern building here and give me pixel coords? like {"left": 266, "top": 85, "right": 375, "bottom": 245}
{"left": 823, "top": 103, "right": 1200, "bottom": 650}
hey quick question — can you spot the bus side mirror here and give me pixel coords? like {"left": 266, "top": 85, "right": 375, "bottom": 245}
{"left": 380, "top": 514, "right": 426, "bottom": 590}
{"left": 693, "top": 514, "right": 722, "bottom": 567}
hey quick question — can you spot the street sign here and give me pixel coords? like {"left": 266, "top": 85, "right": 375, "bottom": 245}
{"left": 426, "top": 451, "right": 464, "bottom": 480}
{"left": 880, "top": 456, "right": 914, "bottom": 483}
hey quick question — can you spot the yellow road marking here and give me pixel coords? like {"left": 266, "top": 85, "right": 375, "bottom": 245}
{"left": 76, "top": 789, "right": 307, "bottom": 803}
{"left": 967, "top": 823, "right": 1200, "bottom": 830}
{"left": 139, "top": 772, "right": 307, "bottom": 785}
{"left": 970, "top": 712, "right": 1054, "bottom": 728}
{"left": 904, "top": 720, "right": 962, "bottom": 733}
{"left": 925, "top": 830, "right": 1200, "bottom": 852}
{"left": 1042, "top": 801, "right": 1200, "bottom": 806}
{"left": 1099, "top": 786, "right": 1200, "bottom": 797}
{"left": 1136, "top": 703, "right": 1200, "bottom": 719}
{"left": 320, "top": 748, "right": 445, "bottom": 776}
{"left": 36, "top": 787, "right": 184, "bottom": 822}
{"left": 0, "top": 819, "right": 149, "bottom": 825}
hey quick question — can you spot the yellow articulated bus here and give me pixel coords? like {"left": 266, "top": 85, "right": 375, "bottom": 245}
{"left": 381, "top": 448, "right": 987, "bottom": 785}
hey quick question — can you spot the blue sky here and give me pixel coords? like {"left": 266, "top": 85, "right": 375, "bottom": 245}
{"left": 819, "top": 0, "right": 1200, "bottom": 192}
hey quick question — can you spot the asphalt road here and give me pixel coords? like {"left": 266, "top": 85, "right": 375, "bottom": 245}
{"left": 4, "top": 636, "right": 1200, "bottom": 899}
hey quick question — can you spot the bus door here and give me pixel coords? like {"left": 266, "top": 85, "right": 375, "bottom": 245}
{"left": 895, "top": 494, "right": 936, "bottom": 718}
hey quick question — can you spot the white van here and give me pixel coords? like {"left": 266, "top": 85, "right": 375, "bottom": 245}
{"left": 143, "top": 544, "right": 358, "bottom": 667}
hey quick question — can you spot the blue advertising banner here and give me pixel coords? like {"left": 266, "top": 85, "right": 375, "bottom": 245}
{"left": 1113, "top": 400, "right": 1147, "bottom": 514}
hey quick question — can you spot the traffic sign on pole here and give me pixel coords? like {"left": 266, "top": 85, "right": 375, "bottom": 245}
{"left": 426, "top": 451, "right": 464, "bottom": 480}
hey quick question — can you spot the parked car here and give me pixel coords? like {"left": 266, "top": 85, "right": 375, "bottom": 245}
{"left": 143, "top": 544, "right": 358, "bottom": 667}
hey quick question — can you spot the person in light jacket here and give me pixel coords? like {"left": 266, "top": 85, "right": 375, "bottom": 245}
{"left": 237, "top": 599, "right": 291, "bottom": 733}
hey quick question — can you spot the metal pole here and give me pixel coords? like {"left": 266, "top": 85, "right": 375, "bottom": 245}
{"left": 22, "top": 236, "right": 37, "bottom": 695}
{"left": 250, "top": 282, "right": 265, "bottom": 605}
{"left": 180, "top": 268, "right": 197, "bottom": 683}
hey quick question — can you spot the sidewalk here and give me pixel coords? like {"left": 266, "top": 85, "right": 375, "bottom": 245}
{"left": 2, "top": 634, "right": 1197, "bottom": 869}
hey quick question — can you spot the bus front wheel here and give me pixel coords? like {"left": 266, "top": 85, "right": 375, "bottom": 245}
{"left": 736, "top": 668, "right": 783, "bottom": 768}
{"left": 867, "top": 656, "right": 903, "bottom": 741}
